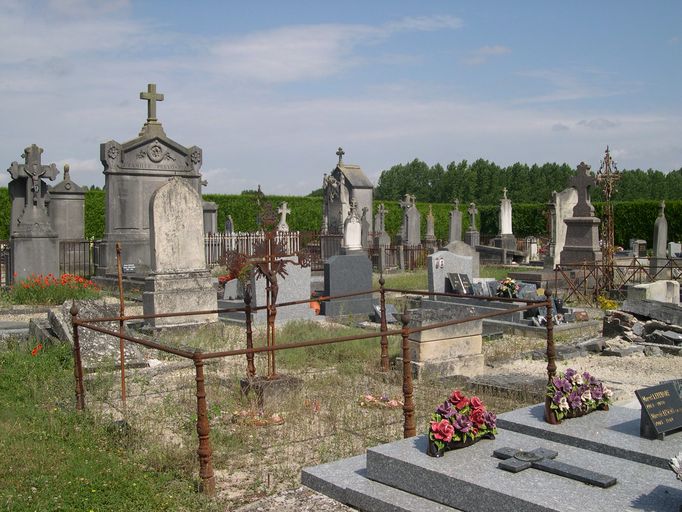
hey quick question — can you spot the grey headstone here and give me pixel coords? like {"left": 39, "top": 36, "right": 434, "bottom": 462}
{"left": 249, "top": 262, "right": 313, "bottom": 325}
{"left": 667, "top": 241, "right": 681, "bottom": 258}
{"left": 321, "top": 254, "right": 374, "bottom": 316}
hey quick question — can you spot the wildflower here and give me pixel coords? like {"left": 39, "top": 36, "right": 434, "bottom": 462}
{"left": 31, "top": 343, "right": 43, "bottom": 357}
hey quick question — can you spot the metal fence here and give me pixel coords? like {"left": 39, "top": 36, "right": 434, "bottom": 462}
{"left": 59, "top": 239, "right": 96, "bottom": 277}
{"left": 205, "top": 231, "right": 302, "bottom": 267}
{"left": 0, "top": 240, "right": 10, "bottom": 286}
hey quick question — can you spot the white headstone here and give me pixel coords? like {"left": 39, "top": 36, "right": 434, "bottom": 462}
{"left": 343, "top": 201, "right": 363, "bottom": 252}
{"left": 499, "top": 188, "right": 513, "bottom": 235}
{"left": 551, "top": 187, "right": 578, "bottom": 268}
{"left": 277, "top": 201, "right": 291, "bottom": 232}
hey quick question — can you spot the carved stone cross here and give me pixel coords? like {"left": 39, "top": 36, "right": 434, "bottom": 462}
{"left": 502, "top": 187, "right": 507, "bottom": 199}
{"left": 140, "top": 83, "right": 164, "bottom": 122}
{"left": 467, "top": 202, "right": 478, "bottom": 228}
{"left": 336, "top": 147, "right": 345, "bottom": 164}
{"left": 8, "top": 144, "right": 58, "bottom": 207}
{"left": 659, "top": 200, "right": 666, "bottom": 217}
{"left": 452, "top": 198, "right": 460, "bottom": 210}
{"left": 570, "top": 162, "right": 596, "bottom": 217}
{"left": 277, "top": 201, "right": 291, "bottom": 231}
{"left": 494, "top": 447, "right": 617, "bottom": 488}
{"left": 376, "top": 203, "right": 387, "bottom": 232}
{"left": 399, "top": 194, "right": 412, "bottom": 210}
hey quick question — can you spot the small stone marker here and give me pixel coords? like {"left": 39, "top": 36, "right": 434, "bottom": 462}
{"left": 635, "top": 380, "right": 682, "bottom": 440}
{"left": 494, "top": 447, "right": 617, "bottom": 488}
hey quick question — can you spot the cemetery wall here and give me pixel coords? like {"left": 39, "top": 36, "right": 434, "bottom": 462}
{"left": 0, "top": 187, "right": 679, "bottom": 247}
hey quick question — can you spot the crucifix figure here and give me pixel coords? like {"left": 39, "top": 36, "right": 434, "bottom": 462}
{"left": 467, "top": 202, "right": 478, "bottom": 230}
{"left": 570, "top": 162, "right": 596, "bottom": 217}
{"left": 8, "top": 144, "right": 58, "bottom": 210}
{"left": 140, "top": 83, "right": 164, "bottom": 123}
{"left": 336, "top": 147, "right": 345, "bottom": 165}
{"left": 494, "top": 447, "right": 616, "bottom": 488}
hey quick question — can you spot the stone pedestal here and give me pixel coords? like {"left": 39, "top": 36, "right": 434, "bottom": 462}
{"left": 203, "top": 201, "right": 218, "bottom": 234}
{"left": 11, "top": 234, "right": 59, "bottom": 281}
{"left": 321, "top": 253, "right": 374, "bottom": 316}
{"left": 403, "top": 306, "right": 484, "bottom": 379}
{"left": 560, "top": 216, "right": 601, "bottom": 265}
{"left": 143, "top": 271, "right": 217, "bottom": 327}
{"left": 464, "top": 228, "right": 480, "bottom": 248}
{"left": 493, "top": 233, "right": 517, "bottom": 252}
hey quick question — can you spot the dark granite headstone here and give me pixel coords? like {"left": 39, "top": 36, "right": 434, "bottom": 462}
{"left": 635, "top": 380, "right": 682, "bottom": 440}
{"left": 321, "top": 253, "right": 375, "bottom": 316}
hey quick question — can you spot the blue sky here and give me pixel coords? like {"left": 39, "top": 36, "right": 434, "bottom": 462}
{"left": 1, "top": 1, "right": 680, "bottom": 195}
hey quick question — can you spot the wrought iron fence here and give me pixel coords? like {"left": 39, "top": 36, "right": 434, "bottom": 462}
{"left": 0, "top": 240, "right": 11, "bottom": 286}
{"left": 59, "top": 239, "right": 96, "bottom": 277}
{"left": 205, "top": 231, "right": 301, "bottom": 267}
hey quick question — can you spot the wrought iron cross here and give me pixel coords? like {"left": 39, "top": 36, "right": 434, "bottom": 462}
{"left": 494, "top": 447, "right": 617, "bottom": 488}
{"left": 140, "top": 83, "right": 164, "bottom": 122}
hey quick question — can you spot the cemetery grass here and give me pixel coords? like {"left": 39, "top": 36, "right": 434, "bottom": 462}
{"left": 0, "top": 343, "right": 221, "bottom": 512}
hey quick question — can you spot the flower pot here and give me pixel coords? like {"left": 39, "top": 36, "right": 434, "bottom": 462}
{"left": 427, "top": 432, "right": 495, "bottom": 458}
{"left": 545, "top": 396, "right": 609, "bottom": 425}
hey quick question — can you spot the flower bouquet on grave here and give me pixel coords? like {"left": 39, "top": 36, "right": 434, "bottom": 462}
{"left": 427, "top": 390, "right": 497, "bottom": 457}
{"left": 545, "top": 368, "right": 612, "bottom": 425}
{"left": 496, "top": 277, "right": 519, "bottom": 298}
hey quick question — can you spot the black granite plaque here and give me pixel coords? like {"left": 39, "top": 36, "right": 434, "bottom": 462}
{"left": 459, "top": 274, "right": 475, "bottom": 295}
{"left": 447, "top": 273, "right": 465, "bottom": 294}
{"left": 635, "top": 380, "right": 682, "bottom": 440}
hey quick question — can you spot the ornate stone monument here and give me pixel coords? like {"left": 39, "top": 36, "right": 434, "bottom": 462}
{"left": 493, "top": 188, "right": 516, "bottom": 251}
{"left": 559, "top": 162, "right": 602, "bottom": 265}
{"left": 7, "top": 144, "right": 59, "bottom": 280}
{"left": 448, "top": 198, "right": 462, "bottom": 244}
{"left": 98, "top": 84, "right": 206, "bottom": 277}
{"left": 464, "top": 202, "right": 480, "bottom": 248}
{"left": 373, "top": 203, "right": 391, "bottom": 247}
{"left": 142, "top": 178, "right": 217, "bottom": 327}
{"left": 322, "top": 147, "right": 373, "bottom": 235}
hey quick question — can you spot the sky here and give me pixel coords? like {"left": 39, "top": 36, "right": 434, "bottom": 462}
{"left": 1, "top": 0, "right": 681, "bottom": 195}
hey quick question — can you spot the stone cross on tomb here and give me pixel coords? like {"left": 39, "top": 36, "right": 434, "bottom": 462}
{"left": 277, "top": 201, "right": 291, "bottom": 231}
{"left": 570, "top": 162, "right": 596, "bottom": 217}
{"left": 336, "top": 147, "right": 345, "bottom": 164}
{"left": 376, "top": 203, "right": 387, "bottom": 232}
{"left": 348, "top": 199, "right": 359, "bottom": 219}
{"left": 502, "top": 187, "right": 508, "bottom": 199}
{"left": 399, "top": 194, "right": 412, "bottom": 210}
{"left": 8, "top": 144, "right": 58, "bottom": 208}
{"left": 467, "top": 202, "right": 478, "bottom": 229}
{"left": 659, "top": 200, "right": 666, "bottom": 217}
{"left": 140, "top": 83, "right": 164, "bottom": 122}
{"left": 452, "top": 198, "right": 460, "bottom": 210}
{"left": 494, "top": 447, "right": 617, "bottom": 488}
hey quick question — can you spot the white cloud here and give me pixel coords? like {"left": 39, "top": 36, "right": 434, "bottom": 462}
{"left": 463, "top": 45, "right": 511, "bottom": 65}
{"left": 208, "top": 15, "right": 462, "bottom": 83}
{"left": 577, "top": 118, "right": 620, "bottom": 130}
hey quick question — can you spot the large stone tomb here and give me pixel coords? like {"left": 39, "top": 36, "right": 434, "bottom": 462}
{"left": 321, "top": 253, "right": 374, "bottom": 317}
{"left": 98, "top": 84, "right": 205, "bottom": 277}
{"left": 7, "top": 144, "right": 59, "bottom": 281}
{"left": 560, "top": 162, "right": 602, "bottom": 265}
{"left": 322, "top": 147, "right": 373, "bottom": 236}
{"left": 303, "top": 403, "right": 682, "bottom": 511}
{"left": 142, "top": 178, "right": 217, "bottom": 328}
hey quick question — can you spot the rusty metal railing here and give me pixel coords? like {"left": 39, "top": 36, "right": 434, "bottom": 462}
{"left": 70, "top": 281, "right": 554, "bottom": 496}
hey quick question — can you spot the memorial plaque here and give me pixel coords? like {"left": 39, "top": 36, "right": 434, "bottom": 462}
{"left": 635, "top": 379, "right": 682, "bottom": 440}
{"left": 122, "top": 263, "right": 136, "bottom": 273}
{"left": 447, "top": 273, "right": 474, "bottom": 295}
{"left": 459, "top": 274, "right": 475, "bottom": 295}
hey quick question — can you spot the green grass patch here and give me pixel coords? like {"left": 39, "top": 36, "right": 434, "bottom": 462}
{"left": 0, "top": 343, "right": 220, "bottom": 512}
{"left": 373, "top": 270, "right": 427, "bottom": 291}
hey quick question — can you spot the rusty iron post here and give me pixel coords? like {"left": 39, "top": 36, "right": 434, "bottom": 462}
{"left": 70, "top": 302, "right": 85, "bottom": 410}
{"left": 193, "top": 350, "right": 216, "bottom": 496}
{"left": 115, "top": 243, "right": 127, "bottom": 405}
{"left": 544, "top": 289, "right": 556, "bottom": 382}
{"left": 400, "top": 308, "right": 416, "bottom": 438}
{"left": 244, "top": 284, "right": 256, "bottom": 378}
{"left": 379, "top": 274, "right": 389, "bottom": 372}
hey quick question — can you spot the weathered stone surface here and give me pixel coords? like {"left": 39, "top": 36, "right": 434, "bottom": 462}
{"left": 51, "top": 299, "right": 147, "bottom": 371}
{"left": 601, "top": 345, "right": 645, "bottom": 357}
{"left": 611, "top": 310, "right": 636, "bottom": 325}
{"left": 250, "top": 262, "right": 313, "bottom": 325}
{"left": 142, "top": 178, "right": 217, "bottom": 327}
{"left": 576, "top": 337, "right": 606, "bottom": 353}
{"left": 629, "top": 280, "right": 680, "bottom": 305}
{"left": 28, "top": 318, "right": 58, "bottom": 345}
{"left": 444, "top": 241, "right": 480, "bottom": 277}
{"left": 602, "top": 316, "right": 623, "bottom": 337}
{"left": 622, "top": 299, "right": 682, "bottom": 325}
{"left": 645, "top": 329, "right": 682, "bottom": 346}
{"left": 408, "top": 334, "right": 481, "bottom": 361}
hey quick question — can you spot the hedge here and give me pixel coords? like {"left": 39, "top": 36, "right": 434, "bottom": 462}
{"left": 0, "top": 189, "right": 679, "bottom": 248}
